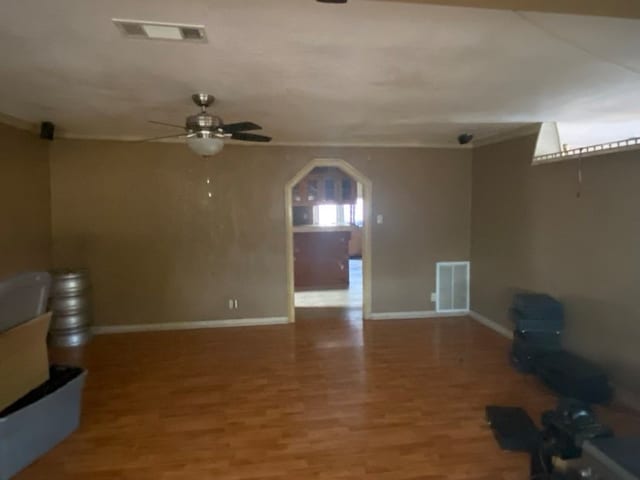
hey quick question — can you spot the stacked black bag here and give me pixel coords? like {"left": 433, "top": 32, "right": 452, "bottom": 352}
{"left": 510, "top": 293, "right": 564, "bottom": 373}
{"left": 536, "top": 352, "right": 613, "bottom": 404}
{"left": 509, "top": 293, "right": 613, "bottom": 404}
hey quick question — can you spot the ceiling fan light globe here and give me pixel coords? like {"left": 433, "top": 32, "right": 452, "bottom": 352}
{"left": 187, "top": 134, "right": 224, "bottom": 157}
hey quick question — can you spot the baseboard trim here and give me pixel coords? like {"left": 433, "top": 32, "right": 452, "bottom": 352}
{"left": 368, "top": 310, "right": 469, "bottom": 320}
{"left": 93, "top": 317, "right": 289, "bottom": 335}
{"left": 469, "top": 311, "right": 513, "bottom": 339}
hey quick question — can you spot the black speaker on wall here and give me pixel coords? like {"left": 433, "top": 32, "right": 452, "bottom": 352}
{"left": 40, "top": 121, "right": 55, "bottom": 140}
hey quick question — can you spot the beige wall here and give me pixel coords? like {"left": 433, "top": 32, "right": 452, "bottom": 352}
{"left": 0, "top": 123, "right": 51, "bottom": 278}
{"left": 49, "top": 140, "right": 470, "bottom": 326}
{"left": 471, "top": 134, "right": 640, "bottom": 394}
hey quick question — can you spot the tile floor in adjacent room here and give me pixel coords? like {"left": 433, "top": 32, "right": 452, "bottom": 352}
{"left": 294, "top": 258, "right": 362, "bottom": 309}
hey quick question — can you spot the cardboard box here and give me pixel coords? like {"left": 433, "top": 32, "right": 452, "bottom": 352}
{"left": 0, "top": 313, "right": 51, "bottom": 411}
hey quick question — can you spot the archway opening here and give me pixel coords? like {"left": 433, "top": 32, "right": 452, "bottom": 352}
{"left": 285, "top": 159, "right": 372, "bottom": 322}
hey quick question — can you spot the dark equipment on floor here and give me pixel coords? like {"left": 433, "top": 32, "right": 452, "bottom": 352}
{"left": 539, "top": 398, "right": 613, "bottom": 460}
{"left": 511, "top": 330, "right": 562, "bottom": 373}
{"left": 487, "top": 399, "right": 613, "bottom": 459}
{"left": 511, "top": 293, "right": 564, "bottom": 333}
{"left": 576, "top": 437, "right": 640, "bottom": 480}
{"left": 486, "top": 399, "right": 620, "bottom": 479}
{"left": 508, "top": 292, "right": 613, "bottom": 405}
{"left": 486, "top": 405, "right": 540, "bottom": 452}
{"left": 491, "top": 294, "right": 623, "bottom": 479}
{"left": 536, "top": 352, "right": 613, "bottom": 405}
{"left": 510, "top": 292, "right": 565, "bottom": 373}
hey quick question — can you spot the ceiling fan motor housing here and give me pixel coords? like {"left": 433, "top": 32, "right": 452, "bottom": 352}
{"left": 186, "top": 113, "right": 223, "bottom": 132}
{"left": 192, "top": 93, "right": 215, "bottom": 108}
{"left": 144, "top": 93, "right": 271, "bottom": 145}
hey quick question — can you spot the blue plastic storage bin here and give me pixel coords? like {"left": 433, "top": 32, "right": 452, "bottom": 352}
{"left": 0, "top": 366, "right": 86, "bottom": 480}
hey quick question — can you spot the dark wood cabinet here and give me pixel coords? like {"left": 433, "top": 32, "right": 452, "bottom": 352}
{"left": 292, "top": 168, "right": 357, "bottom": 206}
{"left": 323, "top": 177, "right": 337, "bottom": 202}
{"left": 294, "top": 231, "right": 351, "bottom": 289}
{"left": 341, "top": 178, "right": 356, "bottom": 204}
{"left": 306, "top": 178, "right": 320, "bottom": 202}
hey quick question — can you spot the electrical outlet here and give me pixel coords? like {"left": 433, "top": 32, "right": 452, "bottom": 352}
{"left": 228, "top": 299, "right": 235, "bottom": 310}
{"left": 234, "top": 299, "right": 239, "bottom": 309}
{"left": 430, "top": 292, "right": 437, "bottom": 303}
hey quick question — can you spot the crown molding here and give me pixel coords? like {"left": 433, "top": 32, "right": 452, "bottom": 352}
{"left": 0, "top": 112, "right": 38, "bottom": 133}
{"left": 54, "top": 132, "right": 472, "bottom": 149}
{"left": 1, "top": 110, "right": 534, "bottom": 151}
{"left": 472, "top": 124, "right": 540, "bottom": 148}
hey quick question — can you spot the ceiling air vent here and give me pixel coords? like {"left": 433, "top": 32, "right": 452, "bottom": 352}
{"left": 113, "top": 19, "right": 207, "bottom": 43}
{"left": 119, "top": 22, "right": 146, "bottom": 37}
{"left": 180, "top": 27, "right": 204, "bottom": 40}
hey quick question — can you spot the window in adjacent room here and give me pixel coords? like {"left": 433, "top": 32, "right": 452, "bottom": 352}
{"left": 313, "top": 201, "right": 363, "bottom": 226}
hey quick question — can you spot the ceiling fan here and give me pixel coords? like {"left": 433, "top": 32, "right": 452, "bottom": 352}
{"left": 141, "top": 93, "right": 271, "bottom": 156}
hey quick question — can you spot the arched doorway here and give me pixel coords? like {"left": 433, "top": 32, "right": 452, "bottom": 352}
{"left": 285, "top": 158, "right": 372, "bottom": 322}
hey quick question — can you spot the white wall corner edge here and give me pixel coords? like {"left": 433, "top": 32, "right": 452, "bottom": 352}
{"left": 92, "top": 317, "right": 289, "bottom": 334}
{"left": 468, "top": 311, "right": 514, "bottom": 339}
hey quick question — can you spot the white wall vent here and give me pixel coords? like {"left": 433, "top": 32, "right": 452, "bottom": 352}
{"left": 113, "top": 19, "right": 207, "bottom": 43}
{"left": 436, "top": 261, "right": 470, "bottom": 313}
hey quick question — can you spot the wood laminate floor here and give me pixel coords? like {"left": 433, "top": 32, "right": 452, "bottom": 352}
{"left": 20, "top": 313, "right": 640, "bottom": 480}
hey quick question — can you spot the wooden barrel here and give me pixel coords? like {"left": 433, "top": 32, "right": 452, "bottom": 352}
{"left": 49, "top": 269, "right": 92, "bottom": 347}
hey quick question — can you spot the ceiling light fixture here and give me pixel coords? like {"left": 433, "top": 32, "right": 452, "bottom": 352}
{"left": 186, "top": 131, "right": 225, "bottom": 157}
{"left": 137, "top": 93, "right": 271, "bottom": 155}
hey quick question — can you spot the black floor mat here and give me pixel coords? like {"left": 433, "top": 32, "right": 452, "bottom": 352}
{"left": 486, "top": 405, "right": 540, "bottom": 452}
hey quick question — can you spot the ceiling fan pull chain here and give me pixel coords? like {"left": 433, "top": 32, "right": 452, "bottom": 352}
{"left": 576, "top": 151, "right": 583, "bottom": 199}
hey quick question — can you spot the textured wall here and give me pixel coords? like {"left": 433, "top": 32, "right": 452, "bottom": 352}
{"left": 0, "top": 123, "right": 51, "bottom": 278}
{"left": 471, "top": 134, "right": 640, "bottom": 394}
{"left": 49, "top": 140, "right": 471, "bottom": 326}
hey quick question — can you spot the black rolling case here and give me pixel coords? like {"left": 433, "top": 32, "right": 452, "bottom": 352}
{"left": 535, "top": 351, "right": 613, "bottom": 404}
{"left": 511, "top": 293, "right": 564, "bottom": 333}
{"left": 511, "top": 330, "right": 562, "bottom": 373}
{"left": 512, "top": 293, "right": 564, "bottom": 320}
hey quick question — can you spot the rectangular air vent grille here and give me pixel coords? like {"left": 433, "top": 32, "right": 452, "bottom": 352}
{"left": 113, "top": 19, "right": 207, "bottom": 43}
{"left": 436, "top": 261, "right": 470, "bottom": 313}
{"left": 120, "top": 22, "right": 146, "bottom": 37}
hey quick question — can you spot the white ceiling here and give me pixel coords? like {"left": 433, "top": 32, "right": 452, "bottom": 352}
{"left": 1, "top": 0, "right": 639, "bottom": 146}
